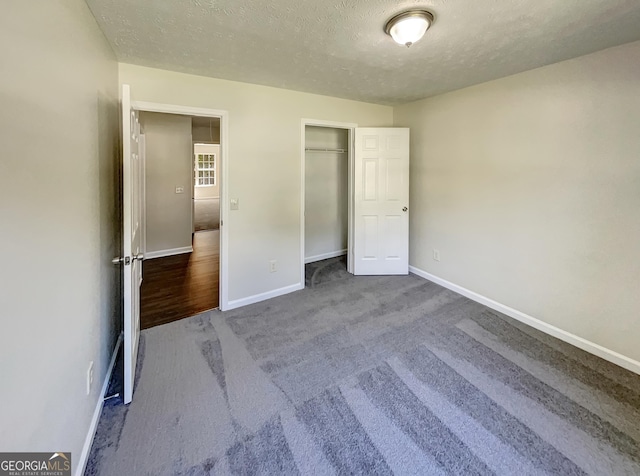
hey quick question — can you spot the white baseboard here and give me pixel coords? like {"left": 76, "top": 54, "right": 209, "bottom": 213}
{"left": 76, "top": 333, "right": 123, "bottom": 476}
{"left": 305, "top": 249, "right": 348, "bottom": 264}
{"left": 226, "top": 283, "right": 304, "bottom": 310}
{"left": 144, "top": 246, "right": 193, "bottom": 260}
{"left": 409, "top": 266, "right": 640, "bottom": 376}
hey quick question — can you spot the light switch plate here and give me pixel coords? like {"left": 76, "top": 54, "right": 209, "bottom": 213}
{"left": 230, "top": 198, "right": 239, "bottom": 210}
{"left": 175, "top": 186, "right": 184, "bottom": 194}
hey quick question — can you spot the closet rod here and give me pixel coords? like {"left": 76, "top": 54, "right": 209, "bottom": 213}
{"left": 305, "top": 147, "right": 346, "bottom": 153}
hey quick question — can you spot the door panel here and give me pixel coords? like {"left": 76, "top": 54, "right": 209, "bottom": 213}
{"left": 386, "top": 158, "right": 403, "bottom": 201}
{"left": 122, "top": 84, "right": 142, "bottom": 404}
{"left": 354, "top": 128, "right": 409, "bottom": 275}
{"left": 384, "top": 215, "right": 403, "bottom": 259}
{"left": 363, "top": 215, "right": 379, "bottom": 259}
{"left": 363, "top": 159, "right": 378, "bottom": 201}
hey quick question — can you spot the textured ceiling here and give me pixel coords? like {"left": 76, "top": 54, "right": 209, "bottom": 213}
{"left": 85, "top": 0, "right": 640, "bottom": 105}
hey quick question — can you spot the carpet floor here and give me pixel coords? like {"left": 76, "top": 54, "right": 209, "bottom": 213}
{"left": 86, "top": 259, "right": 640, "bottom": 475}
{"left": 194, "top": 198, "right": 220, "bottom": 231}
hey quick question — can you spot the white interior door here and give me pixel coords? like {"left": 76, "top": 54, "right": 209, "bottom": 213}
{"left": 121, "top": 84, "right": 143, "bottom": 404}
{"left": 354, "top": 128, "right": 410, "bottom": 275}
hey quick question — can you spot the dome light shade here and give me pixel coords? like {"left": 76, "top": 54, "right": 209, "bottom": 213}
{"left": 385, "top": 11, "right": 434, "bottom": 47}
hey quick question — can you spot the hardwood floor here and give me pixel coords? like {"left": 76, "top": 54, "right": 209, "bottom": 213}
{"left": 140, "top": 230, "right": 219, "bottom": 329}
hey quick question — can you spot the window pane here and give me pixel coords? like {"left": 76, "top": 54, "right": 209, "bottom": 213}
{"left": 194, "top": 152, "right": 216, "bottom": 185}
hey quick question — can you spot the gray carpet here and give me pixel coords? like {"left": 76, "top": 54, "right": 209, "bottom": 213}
{"left": 194, "top": 198, "right": 220, "bottom": 231}
{"left": 305, "top": 255, "right": 349, "bottom": 288}
{"left": 86, "top": 262, "right": 640, "bottom": 475}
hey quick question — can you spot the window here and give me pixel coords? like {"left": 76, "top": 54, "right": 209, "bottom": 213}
{"left": 195, "top": 152, "right": 216, "bottom": 187}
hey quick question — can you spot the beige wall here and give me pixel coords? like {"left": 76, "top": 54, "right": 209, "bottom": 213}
{"left": 0, "top": 0, "right": 120, "bottom": 472}
{"left": 141, "top": 112, "right": 194, "bottom": 254}
{"left": 394, "top": 40, "right": 640, "bottom": 363}
{"left": 120, "top": 63, "right": 393, "bottom": 302}
{"left": 194, "top": 143, "right": 220, "bottom": 199}
{"left": 192, "top": 124, "right": 220, "bottom": 144}
{"left": 305, "top": 126, "right": 349, "bottom": 260}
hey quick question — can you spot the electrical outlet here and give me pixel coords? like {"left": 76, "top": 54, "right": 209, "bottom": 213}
{"left": 433, "top": 249, "right": 441, "bottom": 262}
{"left": 175, "top": 186, "right": 184, "bottom": 194}
{"left": 269, "top": 260, "right": 277, "bottom": 273}
{"left": 87, "top": 361, "right": 94, "bottom": 395}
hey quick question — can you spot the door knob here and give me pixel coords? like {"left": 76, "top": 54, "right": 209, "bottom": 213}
{"left": 112, "top": 254, "right": 142, "bottom": 265}
{"left": 402, "top": 207, "right": 408, "bottom": 212}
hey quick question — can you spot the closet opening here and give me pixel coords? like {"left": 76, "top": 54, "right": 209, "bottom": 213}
{"left": 302, "top": 121, "right": 356, "bottom": 288}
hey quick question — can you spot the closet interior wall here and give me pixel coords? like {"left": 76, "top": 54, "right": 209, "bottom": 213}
{"left": 304, "top": 126, "right": 349, "bottom": 263}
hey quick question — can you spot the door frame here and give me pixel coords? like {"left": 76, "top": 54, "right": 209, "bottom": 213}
{"left": 139, "top": 133, "right": 146, "bottom": 255}
{"left": 132, "top": 100, "right": 230, "bottom": 310}
{"left": 300, "top": 119, "right": 357, "bottom": 286}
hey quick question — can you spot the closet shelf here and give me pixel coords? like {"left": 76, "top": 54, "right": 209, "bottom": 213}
{"left": 305, "top": 147, "right": 347, "bottom": 153}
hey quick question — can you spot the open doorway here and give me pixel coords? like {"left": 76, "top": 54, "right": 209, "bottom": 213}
{"left": 137, "top": 112, "right": 222, "bottom": 329}
{"left": 302, "top": 121, "right": 355, "bottom": 287}
{"left": 193, "top": 117, "right": 221, "bottom": 232}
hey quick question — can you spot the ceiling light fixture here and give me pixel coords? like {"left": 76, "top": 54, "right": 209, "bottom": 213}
{"left": 384, "top": 10, "right": 434, "bottom": 48}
